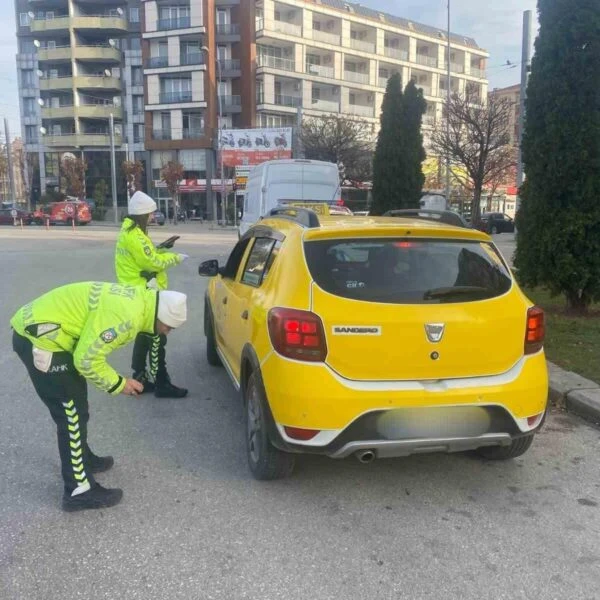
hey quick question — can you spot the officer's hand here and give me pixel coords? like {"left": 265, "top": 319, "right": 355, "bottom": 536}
{"left": 178, "top": 253, "right": 190, "bottom": 262}
{"left": 122, "top": 379, "right": 144, "bottom": 396}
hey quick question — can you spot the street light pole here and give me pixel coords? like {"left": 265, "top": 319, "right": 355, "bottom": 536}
{"left": 445, "top": 0, "right": 451, "bottom": 205}
{"left": 109, "top": 113, "right": 118, "bottom": 224}
{"left": 217, "top": 58, "right": 226, "bottom": 226}
{"left": 516, "top": 10, "right": 532, "bottom": 216}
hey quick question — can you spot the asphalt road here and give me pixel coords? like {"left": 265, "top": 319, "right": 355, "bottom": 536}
{"left": 1, "top": 225, "right": 599, "bottom": 600}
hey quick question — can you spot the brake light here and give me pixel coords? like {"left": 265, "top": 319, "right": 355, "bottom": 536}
{"left": 268, "top": 308, "right": 327, "bottom": 362}
{"left": 284, "top": 426, "right": 320, "bottom": 441}
{"left": 395, "top": 241, "right": 415, "bottom": 248}
{"left": 525, "top": 306, "right": 545, "bottom": 355}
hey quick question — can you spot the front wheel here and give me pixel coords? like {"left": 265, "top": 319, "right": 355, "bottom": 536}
{"left": 246, "top": 372, "right": 295, "bottom": 480}
{"left": 477, "top": 434, "right": 534, "bottom": 460}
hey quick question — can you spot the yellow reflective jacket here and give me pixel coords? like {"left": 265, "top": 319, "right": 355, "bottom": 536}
{"left": 10, "top": 282, "right": 158, "bottom": 395}
{"left": 115, "top": 218, "right": 181, "bottom": 290}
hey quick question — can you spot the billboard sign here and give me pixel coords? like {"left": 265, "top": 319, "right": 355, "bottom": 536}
{"left": 219, "top": 128, "right": 293, "bottom": 167}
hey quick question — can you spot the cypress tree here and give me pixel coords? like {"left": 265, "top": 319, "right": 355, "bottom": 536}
{"left": 514, "top": 0, "right": 600, "bottom": 313}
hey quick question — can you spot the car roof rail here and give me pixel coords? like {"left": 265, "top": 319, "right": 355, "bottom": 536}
{"left": 267, "top": 207, "right": 320, "bottom": 228}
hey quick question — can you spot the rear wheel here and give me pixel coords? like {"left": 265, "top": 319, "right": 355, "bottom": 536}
{"left": 204, "top": 302, "right": 222, "bottom": 367}
{"left": 491, "top": 225, "right": 498, "bottom": 234}
{"left": 246, "top": 372, "right": 295, "bottom": 480}
{"left": 477, "top": 434, "right": 534, "bottom": 460}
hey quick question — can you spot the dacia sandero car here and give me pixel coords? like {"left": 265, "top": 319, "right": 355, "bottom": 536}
{"left": 198, "top": 207, "right": 548, "bottom": 480}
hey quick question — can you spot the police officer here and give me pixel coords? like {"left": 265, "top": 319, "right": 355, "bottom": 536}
{"left": 115, "top": 191, "right": 189, "bottom": 398}
{"left": 11, "top": 282, "right": 187, "bottom": 511}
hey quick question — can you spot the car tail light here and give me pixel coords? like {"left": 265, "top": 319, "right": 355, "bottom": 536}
{"left": 268, "top": 308, "right": 327, "bottom": 362}
{"left": 284, "top": 426, "right": 320, "bottom": 441}
{"left": 527, "top": 412, "right": 544, "bottom": 428}
{"left": 525, "top": 306, "right": 545, "bottom": 355}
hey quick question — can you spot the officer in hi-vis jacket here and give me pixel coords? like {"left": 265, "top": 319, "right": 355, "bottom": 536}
{"left": 11, "top": 282, "right": 187, "bottom": 512}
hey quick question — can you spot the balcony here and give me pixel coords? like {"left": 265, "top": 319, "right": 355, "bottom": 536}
{"left": 43, "top": 133, "right": 121, "bottom": 147}
{"left": 470, "top": 67, "right": 485, "bottom": 79}
{"left": 152, "top": 129, "right": 172, "bottom": 141}
{"left": 257, "top": 54, "right": 295, "bottom": 72}
{"left": 306, "top": 63, "right": 334, "bottom": 79}
{"left": 71, "top": 16, "right": 128, "bottom": 32}
{"left": 40, "top": 76, "right": 73, "bottom": 91}
{"left": 274, "top": 94, "right": 302, "bottom": 108}
{"left": 311, "top": 30, "right": 340, "bottom": 46}
{"left": 416, "top": 54, "right": 438, "bottom": 68}
{"left": 74, "top": 46, "right": 121, "bottom": 63}
{"left": 75, "top": 75, "right": 122, "bottom": 91}
{"left": 272, "top": 20, "right": 302, "bottom": 37}
{"left": 183, "top": 128, "right": 204, "bottom": 139}
{"left": 157, "top": 17, "right": 191, "bottom": 31}
{"left": 181, "top": 52, "right": 204, "bottom": 66}
{"left": 344, "top": 71, "right": 369, "bottom": 85}
{"left": 348, "top": 104, "right": 374, "bottom": 118}
{"left": 378, "top": 77, "right": 389, "bottom": 88}
{"left": 450, "top": 62, "right": 465, "bottom": 74}
{"left": 146, "top": 56, "right": 169, "bottom": 69}
{"left": 384, "top": 47, "right": 409, "bottom": 61}
{"left": 38, "top": 46, "right": 72, "bottom": 62}
{"left": 310, "top": 98, "right": 339, "bottom": 112}
{"left": 417, "top": 85, "right": 433, "bottom": 97}
{"left": 216, "top": 23, "right": 240, "bottom": 35}
{"left": 78, "top": 104, "right": 123, "bottom": 119}
{"left": 159, "top": 91, "right": 193, "bottom": 104}
{"left": 41, "top": 105, "right": 74, "bottom": 119}
{"left": 220, "top": 95, "right": 242, "bottom": 109}
{"left": 30, "top": 16, "right": 70, "bottom": 33}
{"left": 220, "top": 59, "right": 241, "bottom": 74}
{"left": 350, "top": 39, "right": 375, "bottom": 54}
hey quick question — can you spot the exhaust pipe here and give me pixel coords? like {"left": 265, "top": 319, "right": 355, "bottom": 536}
{"left": 355, "top": 450, "right": 376, "bottom": 464}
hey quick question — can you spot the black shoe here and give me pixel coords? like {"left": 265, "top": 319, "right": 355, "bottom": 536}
{"left": 133, "top": 370, "right": 155, "bottom": 394}
{"left": 62, "top": 484, "right": 123, "bottom": 512}
{"left": 155, "top": 378, "right": 188, "bottom": 399}
{"left": 87, "top": 453, "right": 114, "bottom": 474}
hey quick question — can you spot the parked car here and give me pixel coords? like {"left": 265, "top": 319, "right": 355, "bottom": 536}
{"left": 198, "top": 208, "right": 548, "bottom": 480}
{"left": 34, "top": 201, "right": 92, "bottom": 225}
{"left": 151, "top": 210, "right": 166, "bottom": 226}
{"left": 384, "top": 209, "right": 470, "bottom": 228}
{"left": 479, "top": 212, "right": 515, "bottom": 234}
{"left": 0, "top": 207, "right": 32, "bottom": 225}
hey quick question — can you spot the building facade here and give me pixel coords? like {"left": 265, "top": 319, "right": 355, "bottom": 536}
{"left": 15, "top": 0, "right": 489, "bottom": 217}
{"left": 490, "top": 83, "right": 521, "bottom": 148}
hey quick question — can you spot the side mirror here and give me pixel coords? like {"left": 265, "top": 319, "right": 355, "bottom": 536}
{"left": 198, "top": 259, "right": 219, "bottom": 277}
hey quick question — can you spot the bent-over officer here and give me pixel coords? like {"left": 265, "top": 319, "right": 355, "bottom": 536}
{"left": 11, "top": 281, "right": 187, "bottom": 512}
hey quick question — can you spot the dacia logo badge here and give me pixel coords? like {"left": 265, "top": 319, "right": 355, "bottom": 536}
{"left": 425, "top": 323, "right": 445, "bottom": 343}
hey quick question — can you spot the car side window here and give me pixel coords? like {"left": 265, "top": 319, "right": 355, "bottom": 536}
{"left": 241, "top": 238, "right": 276, "bottom": 287}
{"left": 221, "top": 238, "right": 251, "bottom": 279}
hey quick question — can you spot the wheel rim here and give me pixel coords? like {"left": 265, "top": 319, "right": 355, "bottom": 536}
{"left": 247, "top": 384, "right": 262, "bottom": 464}
{"left": 492, "top": 226, "right": 497, "bottom": 234}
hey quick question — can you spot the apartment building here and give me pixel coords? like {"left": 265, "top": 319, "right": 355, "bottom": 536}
{"left": 253, "top": 0, "right": 489, "bottom": 135}
{"left": 15, "top": 0, "right": 143, "bottom": 204}
{"left": 490, "top": 83, "right": 521, "bottom": 148}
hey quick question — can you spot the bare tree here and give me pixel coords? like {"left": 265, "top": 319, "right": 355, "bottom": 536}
{"left": 61, "top": 155, "right": 87, "bottom": 201}
{"left": 122, "top": 159, "right": 144, "bottom": 196}
{"left": 160, "top": 161, "right": 184, "bottom": 225}
{"left": 299, "top": 115, "right": 374, "bottom": 188}
{"left": 430, "top": 85, "right": 515, "bottom": 223}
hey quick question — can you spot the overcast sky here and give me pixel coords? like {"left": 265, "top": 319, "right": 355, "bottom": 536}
{"left": 0, "top": 1, "right": 538, "bottom": 140}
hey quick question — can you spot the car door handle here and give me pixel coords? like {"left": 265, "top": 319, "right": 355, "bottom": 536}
{"left": 241, "top": 310, "right": 248, "bottom": 320}
{"left": 222, "top": 297, "right": 228, "bottom": 305}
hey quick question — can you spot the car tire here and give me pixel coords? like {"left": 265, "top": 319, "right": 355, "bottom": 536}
{"left": 477, "top": 434, "right": 534, "bottom": 460}
{"left": 246, "top": 372, "right": 295, "bottom": 480}
{"left": 491, "top": 225, "right": 498, "bottom": 234}
{"left": 204, "top": 302, "right": 222, "bottom": 367}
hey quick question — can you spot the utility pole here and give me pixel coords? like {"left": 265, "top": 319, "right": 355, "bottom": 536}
{"left": 516, "top": 10, "right": 532, "bottom": 215}
{"left": 445, "top": 0, "right": 451, "bottom": 205}
{"left": 109, "top": 113, "right": 118, "bottom": 224}
{"left": 295, "top": 105, "right": 304, "bottom": 159}
{"left": 4, "top": 119, "right": 17, "bottom": 206}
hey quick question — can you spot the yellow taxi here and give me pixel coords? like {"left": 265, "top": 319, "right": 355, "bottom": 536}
{"left": 198, "top": 208, "right": 548, "bottom": 480}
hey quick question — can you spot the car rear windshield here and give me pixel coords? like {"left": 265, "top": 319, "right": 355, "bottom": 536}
{"left": 304, "top": 238, "right": 512, "bottom": 304}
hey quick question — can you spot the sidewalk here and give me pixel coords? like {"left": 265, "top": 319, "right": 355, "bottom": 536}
{"left": 548, "top": 362, "right": 600, "bottom": 425}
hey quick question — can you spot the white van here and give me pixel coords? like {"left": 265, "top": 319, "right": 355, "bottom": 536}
{"left": 239, "top": 159, "right": 340, "bottom": 236}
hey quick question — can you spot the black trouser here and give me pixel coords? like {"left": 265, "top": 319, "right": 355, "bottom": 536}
{"left": 13, "top": 331, "right": 96, "bottom": 495}
{"left": 131, "top": 333, "right": 168, "bottom": 384}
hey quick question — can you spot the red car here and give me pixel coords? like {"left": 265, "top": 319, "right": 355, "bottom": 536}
{"left": 33, "top": 201, "right": 92, "bottom": 225}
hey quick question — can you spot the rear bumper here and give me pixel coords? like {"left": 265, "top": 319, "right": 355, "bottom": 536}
{"left": 260, "top": 352, "right": 548, "bottom": 455}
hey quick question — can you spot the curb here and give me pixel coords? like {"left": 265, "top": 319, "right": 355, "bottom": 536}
{"left": 548, "top": 361, "right": 600, "bottom": 426}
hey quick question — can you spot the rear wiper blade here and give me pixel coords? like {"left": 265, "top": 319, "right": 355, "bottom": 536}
{"left": 423, "top": 286, "right": 492, "bottom": 300}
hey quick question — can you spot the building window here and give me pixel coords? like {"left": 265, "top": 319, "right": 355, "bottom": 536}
{"left": 23, "top": 98, "right": 35, "bottom": 116}
{"left": 21, "top": 70, "right": 35, "bottom": 87}
{"left": 19, "top": 13, "right": 31, "bottom": 27}
{"left": 133, "top": 96, "right": 144, "bottom": 115}
{"left": 133, "top": 124, "right": 144, "bottom": 144}
{"left": 130, "top": 37, "right": 141, "bottom": 51}
{"left": 132, "top": 67, "right": 143, "bottom": 86}
{"left": 25, "top": 126, "right": 38, "bottom": 144}
{"left": 130, "top": 8, "right": 140, "bottom": 23}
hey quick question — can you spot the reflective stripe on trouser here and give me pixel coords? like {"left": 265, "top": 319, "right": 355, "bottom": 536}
{"left": 12, "top": 331, "right": 96, "bottom": 494}
{"left": 131, "top": 332, "right": 167, "bottom": 382}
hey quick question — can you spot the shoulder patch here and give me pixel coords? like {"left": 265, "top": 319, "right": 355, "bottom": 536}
{"left": 144, "top": 246, "right": 152, "bottom": 256}
{"left": 100, "top": 328, "right": 118, "bottom": 343}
